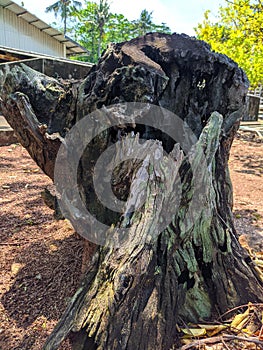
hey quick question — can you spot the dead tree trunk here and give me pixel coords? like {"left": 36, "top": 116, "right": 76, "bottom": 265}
{"left": 0, "top": 33, "right": 262, "bottom": 350}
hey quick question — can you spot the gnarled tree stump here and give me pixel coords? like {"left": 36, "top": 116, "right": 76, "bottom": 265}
{"left": 0, "top": 33, "right": 262, "bottom": 350}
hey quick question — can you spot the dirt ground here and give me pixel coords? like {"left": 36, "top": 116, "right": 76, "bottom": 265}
{"left": 0, "top": 131, "right": 262, "bottom": 350}
{"left": 230, "top": 132, "right": 263, "bottom": 251}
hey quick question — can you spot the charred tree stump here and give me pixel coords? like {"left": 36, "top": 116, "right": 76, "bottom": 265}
{"left": 0, "top": 33, "right": 262, "bottom": 350}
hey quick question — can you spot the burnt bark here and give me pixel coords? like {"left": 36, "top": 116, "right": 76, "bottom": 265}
{"left": 0, "top": 33, "right": 262, "bottom": 350}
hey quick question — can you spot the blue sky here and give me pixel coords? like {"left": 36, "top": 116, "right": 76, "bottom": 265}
{"left": 17, "top": 0, "right": 225, "bottom": 36}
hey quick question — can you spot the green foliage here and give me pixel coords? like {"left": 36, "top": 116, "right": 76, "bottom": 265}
{"left": 72, "top": 1, "right": 171, "bottom": 63}
{"left": 47, "top": 0, "right": 171, "bottom": 63}
{"left": 46, "top": 0, "right": 82, "bottom": 34}
{"left": 131, "top": 9, "right": 171, "bottom": 37}
{"left": 195, "top": 0, "right": 263, "bottom": 87}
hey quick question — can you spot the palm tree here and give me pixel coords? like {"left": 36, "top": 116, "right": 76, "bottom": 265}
{"left": 136, "top": 9, "right": 154, "bottom": 36}
{"left": 75, "top": 0, "right": 110, "bottom": 60}
{"left": 96, "top": 0, "right": 110, "bottom": 58}
{"left": 132, "top": 9, "right": 171, "bottom": 37}
{"left": 46, "top": 0, "right": 82, "bottom": 35}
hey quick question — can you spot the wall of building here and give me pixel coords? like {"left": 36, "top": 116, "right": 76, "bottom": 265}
{"left": 0, "top": 6, "right": 65, "bottom": 57}
{"left": 0, "top": 57, "right": 93, "bottom": 80}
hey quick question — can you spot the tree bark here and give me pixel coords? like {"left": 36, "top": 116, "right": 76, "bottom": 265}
{"left": 0, "top": 33, "right": 262, "bottom": 350}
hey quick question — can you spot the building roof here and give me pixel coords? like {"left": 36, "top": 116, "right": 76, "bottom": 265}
{"left": 0, "top": 0, "right": 88, "bottom": 56}
{"left": 0, "top": 45, "right": 93, "bottom": 65}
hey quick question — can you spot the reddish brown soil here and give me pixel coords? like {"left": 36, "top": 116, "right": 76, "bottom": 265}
{"left": 0, "top": 131, "right": 262, "bottom": 350}
{"left": 230, "top": 132, "right": 263, "bottom": 251}
{"left": 0, "top": 144, "right": 80, "bottom": 350}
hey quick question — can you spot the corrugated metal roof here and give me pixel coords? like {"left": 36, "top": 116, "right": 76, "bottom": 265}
{"left": 0, "top": 0, "right": 88, "bottom": 56}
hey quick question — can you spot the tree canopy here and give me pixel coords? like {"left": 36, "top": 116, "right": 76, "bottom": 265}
{"left": 73, "top": 1, "right": 171, "bottom": 62}
{"left": 195, "top": 0, "right": 263, "bottom": 88}
{"left": 46, "top": 0, "right": 82, "bottom": 35}
{"left": 46, "top": 0, "right": 171, "bottom": 63}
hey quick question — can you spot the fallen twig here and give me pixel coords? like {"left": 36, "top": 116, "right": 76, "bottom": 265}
{"left": 181, "top": 334, "right": 263, "bottom": 349}
{"left": 218, "top": 303, "right": 263, "bottom": 321}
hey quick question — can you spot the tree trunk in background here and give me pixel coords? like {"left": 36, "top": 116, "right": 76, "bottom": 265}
{"left": 0, "top": 33, "right": 262, "bottom": 350}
